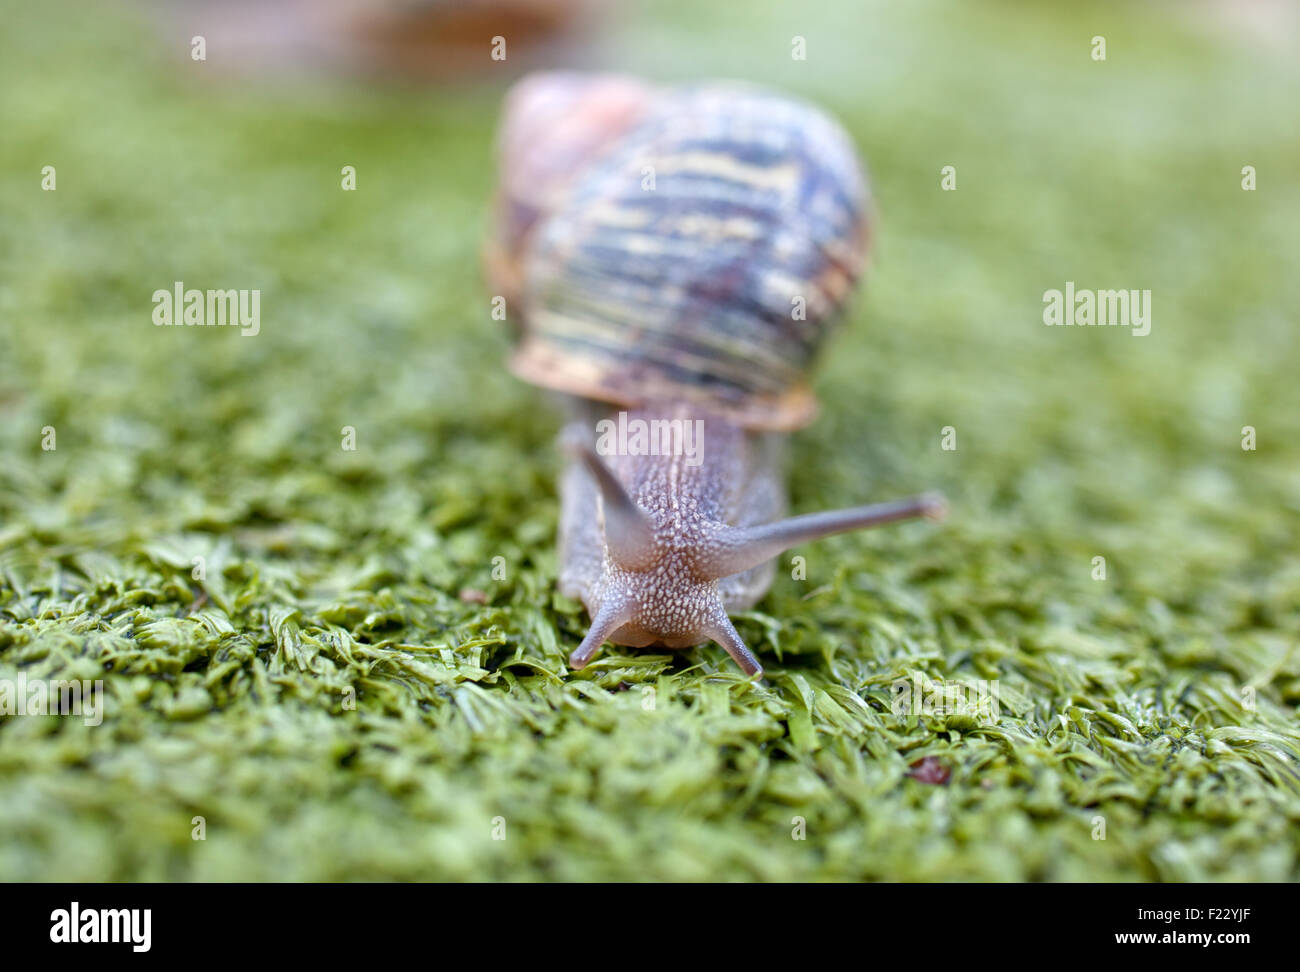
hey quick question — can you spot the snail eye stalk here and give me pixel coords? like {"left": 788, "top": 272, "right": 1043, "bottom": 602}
{"left": 698, "top": 492, "right": 947, "bottom": 581}
{"left": 564, "top": 439, "right": 657, "bottom": 571}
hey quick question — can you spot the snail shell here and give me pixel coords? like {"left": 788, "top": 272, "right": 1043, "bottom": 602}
{"left": 484, "top": 72, "right": 657, "bottom": 310}
{"left": 491, "top": 73, "right": 871, "bottom": 430}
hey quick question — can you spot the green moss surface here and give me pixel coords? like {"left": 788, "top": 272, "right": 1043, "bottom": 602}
{"left": 1, "top": 0, "right": 1298, "bottom": 880}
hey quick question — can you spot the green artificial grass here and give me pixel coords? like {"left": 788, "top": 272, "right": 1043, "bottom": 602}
{"left": 1, "top": 0, "right": 1299, "bottom": 881}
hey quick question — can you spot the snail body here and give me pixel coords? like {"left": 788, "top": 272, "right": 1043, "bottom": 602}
{"left": 488, "top": 73, "right": 943, "bottom": 676}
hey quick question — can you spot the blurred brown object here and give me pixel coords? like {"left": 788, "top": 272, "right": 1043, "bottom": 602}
{"left": 907, "top": 757, "right": 951, "bottom": 785}
{"left": 321, "top": 0, "right": 594, "bottom": 79}
{"left": 155, "top": 0, "right": 600, "bottom": 81}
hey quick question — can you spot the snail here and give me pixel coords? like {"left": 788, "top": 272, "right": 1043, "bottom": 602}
{"left": 485, "top": 72, "right": 945, "bottom": 677}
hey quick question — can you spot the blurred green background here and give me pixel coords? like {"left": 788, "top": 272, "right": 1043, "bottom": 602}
{"left": 1, "top": 0, "right": 1298, "bottom": 880}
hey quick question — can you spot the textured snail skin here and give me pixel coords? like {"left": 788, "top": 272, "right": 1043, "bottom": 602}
{"left": 558, "top": 403, "right": 783, "bottom": 675}
{"left": 489, "top": 74, "right": 943, "bottom": 676}
{"left": 554, "top": 403, "right": 944, "bottom": 677}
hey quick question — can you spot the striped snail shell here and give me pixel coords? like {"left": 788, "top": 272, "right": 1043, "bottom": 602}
{"left": 489, "top": 72, "right": 872, "bottom": 430}
{"left": 486, "top": 73, "right": 940, "bottom": 677}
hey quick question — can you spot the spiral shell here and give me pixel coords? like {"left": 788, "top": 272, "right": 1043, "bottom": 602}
{"left": 492, "top": 74, "right": 871, "bottom": 430}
